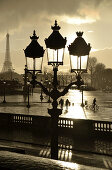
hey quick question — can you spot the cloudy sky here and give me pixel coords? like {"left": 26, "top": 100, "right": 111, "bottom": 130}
{"left": 0, "top": 0, "right": 112, "bottom": 73}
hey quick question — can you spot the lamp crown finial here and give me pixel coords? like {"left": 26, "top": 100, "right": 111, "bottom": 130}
{"left": 30, "top": 30, "right": 39, "bottom": 40}
{"left": 51, "top": 20, "right": 61, "bottom": 31}
{"left": 76, "top": 31, "right": 83, "bottom": 37}
{"left": 55, "top": 20, "right": 57, "bottom": 26}
{"left": 33, "top": 30, "right": 36, "bottom": 36}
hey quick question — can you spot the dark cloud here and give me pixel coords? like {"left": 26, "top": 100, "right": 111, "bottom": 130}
{"left": 0, "top": 0, "right": 111, "bottom": 33}
{"left": 0, "top": 0, "right": 112, "bottom": 73}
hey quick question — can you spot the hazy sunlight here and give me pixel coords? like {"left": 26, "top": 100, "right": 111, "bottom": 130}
{"left": 62, "top": 16, "right": 96, "bottom": 25}
{"left": 61, "top": 90, "right": 86, "bottom": 119}
{"left": 63, "top": 105, "right": 85, "bottom": 119}
{"left": 59, "top": 161, "right": 79, "bottom": 169}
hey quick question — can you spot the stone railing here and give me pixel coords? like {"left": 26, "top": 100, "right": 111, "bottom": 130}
{"left": 94, "top": 121, "right": 112, "bottom": 132}
{"left": 58, "top": 117, "right": 112, "bottom": 137}
{"left": 12, "top": 115, "right": 33, "bottom": 124}
{"left": 58, "top": 119, "right": 73, "bottom": 128}
{"left": 0, "top": 112, "right": 112, "bottom": 138}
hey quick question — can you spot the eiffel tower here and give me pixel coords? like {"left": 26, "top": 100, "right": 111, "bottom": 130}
{"left": 1, "top": 33, "right": 13, "bottom": 72}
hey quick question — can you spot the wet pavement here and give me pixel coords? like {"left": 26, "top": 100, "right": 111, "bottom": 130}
{"left": 0, "top": 123, "right": 112, "bottom": 169}
{"left": 0, "top": 90, "right": 112, "bottom": 169}
{"left": 0, "top": 139, "right": 111, "bottom": 169}
{"left": 0, "top": 150, "right": 107, "bottom": 170}
{"left": 0, "top": 90, "right": 112, "bottom": 121}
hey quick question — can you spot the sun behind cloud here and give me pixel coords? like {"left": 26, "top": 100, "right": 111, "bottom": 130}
{"left": 61, "top": 16, "right": 96, "bottom": 25}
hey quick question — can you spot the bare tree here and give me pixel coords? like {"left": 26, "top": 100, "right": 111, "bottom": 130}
{"left": 88, "top": 57, "right": 97, "bottom": 87}
{"left": 102, "top": 68, "right": 112, "bottom": 91}
{"left": 93, "top": 63, "right": 105, "bottom": 89}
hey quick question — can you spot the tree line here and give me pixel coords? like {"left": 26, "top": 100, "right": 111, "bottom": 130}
{"left": 36, "top": 57, "right": 112, "bottom": 91}
{"left": 83, "top": 57, "right": 112, "bottom": 91}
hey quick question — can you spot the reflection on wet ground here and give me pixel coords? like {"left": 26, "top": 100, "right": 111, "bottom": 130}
{"left": 0, "top": 138, "right": 112, "bottom": 169}
{"left": 0, "top": 150, "right": 104, "bottom": 170}
{"left": 0, "top": 126, "right": 112, "bottom": 169}
{"left": 0, "top": 90, "right": 112, "bottom": 168}
{"left": 0, "top": 90, "right": 112, "bottom": 121}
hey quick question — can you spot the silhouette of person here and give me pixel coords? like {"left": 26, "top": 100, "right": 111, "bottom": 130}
{"left": 65, "top": 99, "right": 70, "bottom": 109}
{"left": 93, "top": 98, "right": 96, "bottom": 110}
{"left": 59, "top": 98, "right": 64, "bottom": 109}
{"left": 85, "top": 100, "right": 88, "bottom": 109}
{"left": 85, "top": 100, "right": 88, "bottom": 105}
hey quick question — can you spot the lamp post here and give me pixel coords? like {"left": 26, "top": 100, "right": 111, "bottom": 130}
{"left": 3, "top": 80, "right": 6, "bottom": 103}
{"left": 80, "top": 85, "right": 86, "bottom": 107}
{"left": 27, "top": 81, "right": 30, "bottom": 108}
{"left": 45, "top": 20, "right": 67, "bottom": 159}
{"left": 23, "top": 65, "right": 28, "bottom": 95}
{"left": 24, "top": 21, "right": 91, "bottom": 160}
{"left": 40, "top": 79, "right": 44, "bottom": 102}
{"left": 68, "top": 31, "right": 91, "bottom": 107}
{"left": 44, "top": 78, "right": 52, "bottom": 103}
{"left": 48, "top": 81, "right": 51, "bottom": 103}
{"left": 82, "top": 86, "right": 84, "bottom": 107}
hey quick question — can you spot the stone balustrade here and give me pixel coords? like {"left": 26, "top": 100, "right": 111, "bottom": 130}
{"left": 0, "top": 112, "right": 112, "bottom": 138}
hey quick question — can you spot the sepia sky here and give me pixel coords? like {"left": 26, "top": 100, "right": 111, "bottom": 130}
{"left": 0, "top": 0, "right": 112, "bottom": 73}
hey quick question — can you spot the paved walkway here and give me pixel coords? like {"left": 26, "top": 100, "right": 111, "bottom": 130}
{"left": 0, "top": 150, "right": 106, "bottom": 170}
{"left": 0, "top": 89, "right": 112, "bottom": 121}
{"left": 0, "top": 92, "right": 112, "bottom": 169}
{"left": 0, "top": 101, "right": 86, "bottom": 118}
{"left": 0, "top": 139, "right": 111, "bottom": 169}
{"left": 0, "top": 101, "right": 111, "bottom": 121}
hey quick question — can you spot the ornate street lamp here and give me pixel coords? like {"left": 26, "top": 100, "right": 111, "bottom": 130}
{"left": 24, "top": 30, "right": 45, "bottom": 87}
{"left": 45, "top": 20, "right": 67, "bottom": 159}
{"left": 24, "top": 21, "right": 91, "bottom": 160}
{"left": 45, "top": 20, "right": 66, "bottom": 66}
{"left": 68, "top": 32, "right": 90, "bottom": 72}
{"left": 68, "top": 31, "right": 91, "bottom": 88}
{"left": 68, "top": 31, "right": 91, "bottom": 106}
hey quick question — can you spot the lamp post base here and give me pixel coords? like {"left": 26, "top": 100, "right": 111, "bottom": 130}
{"left": 3, "top": 100, "right": 6, "bottom": 103}
{"left": 48, "top": 108, "right": 62, "bottom": 116}
{"left": 27, "top": 105, "right": 30, "bottom": 108}
{"left": 48, "top": 108, "right": 62, "bottom": 160}
{"left": 81, "top": 103, "right": 85, "bottom": 107}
